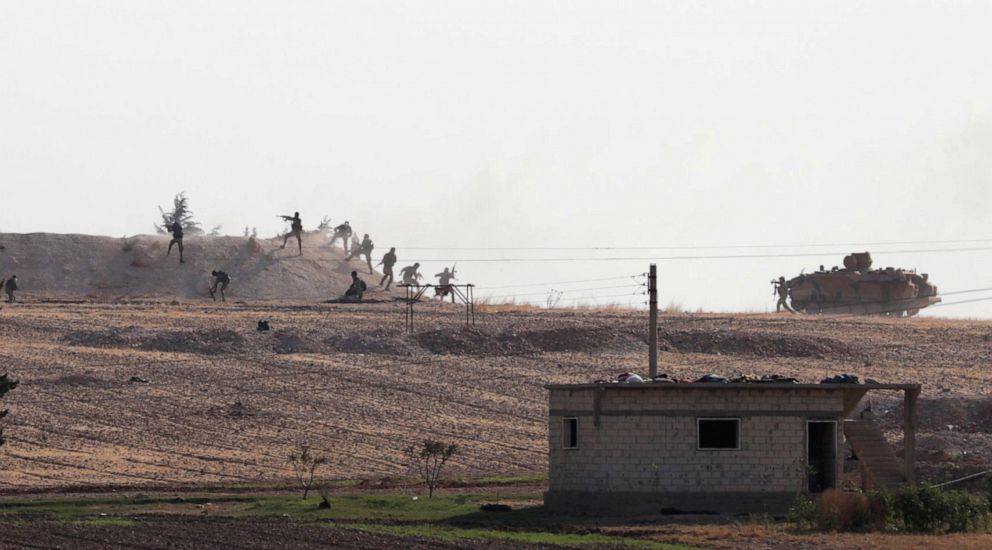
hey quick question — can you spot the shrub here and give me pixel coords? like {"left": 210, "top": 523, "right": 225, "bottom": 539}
{"left": 813, "top": 489, "right": 890, "bottom": 531}
{"left": 405, "top": 439, "right": 458, "bottom": 498}
{"left": 890, "top": 484, "right": 989, "bottom": 533}
{"left": 787, "top": 493, "right": 816, "bottom": 528}
{"left": 790, "top": 490, "right": 890, "bottom": 532}
{"left": 0, "top": 372, "right": 18, "bottom": 448}
{"left": 287, "top": 444, "right": 328, "bottom": 500}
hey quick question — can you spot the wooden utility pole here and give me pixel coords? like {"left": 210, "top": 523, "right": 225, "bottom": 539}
{"left": 649, "top": 263, "right": 658, "bottom": 378}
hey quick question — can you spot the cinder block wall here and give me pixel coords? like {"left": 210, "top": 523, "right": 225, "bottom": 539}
{"left": 546, "top": 386, "right": 846, "bottom": 514}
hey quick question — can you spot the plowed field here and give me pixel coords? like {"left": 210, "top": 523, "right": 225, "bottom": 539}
{"left": 1, "top": 301, "right": 991, "bottom": 491}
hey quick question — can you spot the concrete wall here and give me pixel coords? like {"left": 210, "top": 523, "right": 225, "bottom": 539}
{"left": 546, "top": 386, "right": 846, "bottom": 514}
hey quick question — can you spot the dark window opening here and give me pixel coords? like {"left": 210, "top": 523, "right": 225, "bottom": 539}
{"left": 563, "top": 418, "right": 578, "bottom": 449}
{"left": 697, "top": 418, "right": 739, "bottom": 449}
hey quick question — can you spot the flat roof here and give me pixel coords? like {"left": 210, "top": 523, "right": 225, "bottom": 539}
{"left": 545, "top": 382, "right": 920, "bottom": 391}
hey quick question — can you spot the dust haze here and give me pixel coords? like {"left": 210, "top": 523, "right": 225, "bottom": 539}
{"left": 1, "top": 1, "right": 990, "bottom": 316}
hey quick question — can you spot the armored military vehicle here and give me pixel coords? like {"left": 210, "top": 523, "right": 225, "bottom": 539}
{"left": 783, "top": 252, "right": 940, "bottom": 316}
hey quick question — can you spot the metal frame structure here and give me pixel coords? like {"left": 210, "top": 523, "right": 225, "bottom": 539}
{"left": 400, "top": 284, "right": 475, "bottom": 332}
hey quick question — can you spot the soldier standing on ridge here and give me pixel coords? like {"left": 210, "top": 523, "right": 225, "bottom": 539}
{"left": 2, "top": 275, "right": 17, "bottom": 303}
{"left": 399, "top": 263, "right": 422, "bottom": 286}
{"left": 280, "top": 212, "right": 304, "bottom": 254}
{"left": 167, "top": 220, "right": 185, "bottom": 263}
{"left": 377, "top": 247, "right": 397, "bottom": 290}
{"left": 209, "top": 270, "right": 231, "bottom": 302}
{"left": 772, "top": 276, "right": 796, "bottom": 313}
{"left": 329, "top": 221, "right": 353, "bottom": 253}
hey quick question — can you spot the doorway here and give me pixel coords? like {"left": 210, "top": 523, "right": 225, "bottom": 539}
{"left": 807, "top": 420, "right": 837, "bottom": 493}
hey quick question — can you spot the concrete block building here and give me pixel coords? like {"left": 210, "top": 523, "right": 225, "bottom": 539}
{"left": 544, "top": 382, "right": 919, "bottom": 515}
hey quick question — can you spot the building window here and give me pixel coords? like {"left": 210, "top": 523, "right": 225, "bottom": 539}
{"left": 697, "top": 418, "right": 740, "bottom": 450}
{"left": 563, "top": 417, "right": 578, "bottom": 449}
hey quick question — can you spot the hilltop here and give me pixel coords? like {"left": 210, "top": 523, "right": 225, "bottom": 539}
{"left": 0, "top": 232, "right": 396, "bottom": 301}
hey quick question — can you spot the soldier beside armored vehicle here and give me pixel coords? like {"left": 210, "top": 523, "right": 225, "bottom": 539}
{"left": 777, "top": 252, "right": 940, "bottom": 317}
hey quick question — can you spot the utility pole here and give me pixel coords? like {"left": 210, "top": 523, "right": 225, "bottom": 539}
{"left": 648, "top": 263, "right": 658, "bottom": 378}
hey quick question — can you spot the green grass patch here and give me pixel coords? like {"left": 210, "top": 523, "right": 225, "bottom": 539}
{"left": 0, "top": 495, "right": 253, "bottom": 520}
{"left": 69, "top": 517, "right": 137, "bottom": 527}
{"left": 456, "top": 474, "right": 548, "bottom": 486}
{"left": 239, "top": 493, "right": 487, "bottom": 521}
{"left": 0, "top": 492, "right": 552, "bottom": 525}
{"left": 339, "top": 523, "right": 698, "bottom": 549}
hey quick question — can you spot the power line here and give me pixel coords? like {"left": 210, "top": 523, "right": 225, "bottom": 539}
{"left": 403, "top": 245, "right": 992, "bottom": 263}
{"left": 483, "top": 275, "right": 641, "bottom": 290}
{"left": 482, "top": 283, "right": 641, "bottom": 300}
{"left": 396, "top": 238, "right": 992, "bottom": 252}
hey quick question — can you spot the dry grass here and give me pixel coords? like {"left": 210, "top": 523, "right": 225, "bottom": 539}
{"left": 629, "top": 522, "right": 992, "bottom": 550}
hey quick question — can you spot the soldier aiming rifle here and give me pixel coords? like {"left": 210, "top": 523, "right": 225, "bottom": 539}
{"left": 279, "top": 212, "right": 304, "bottom": 254}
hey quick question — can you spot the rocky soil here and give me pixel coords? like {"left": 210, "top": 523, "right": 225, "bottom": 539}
{"left": 0, "top": 300, "right": 990, "bottom": 491}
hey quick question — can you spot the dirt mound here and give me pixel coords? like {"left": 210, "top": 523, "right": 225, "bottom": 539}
{"left": 656, "top": 329, "right": 854, "bottom": 358}
{"left": 415, "top": 326, "right": 640, "bottom": 356}
{"left": 907, "top": 396, "right": 992, "bottom": 434}
{"left": 62, "top": 327, "right": 245, "bottom": 355}
{"left": 270, "top": 329, "right": 324, "bottom": 354}
{"left": 325, "top": 330, "right": 420, "bottom": 356}
{"left": 0, "top": 231, "right": 397, "bottom": 301}
{"left": 202, "top": 401, "right": 259, "bottom": 419}
{"left": 55, "top": 373, "right": 114, "bottom": 387}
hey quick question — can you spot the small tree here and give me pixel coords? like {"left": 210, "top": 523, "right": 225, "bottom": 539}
{"left": 405, "top": 439, "right": 458, "bottom": 498}
{"left": 287, "top": 444, "right": 328, "bottom": 499}
{"left": 154, "top": 192, "right": 203, "bottom": 235}
{"left": 317, "top": 216, "right": 332, "bottom": 233}
{"left": 0, "top": 372, "right": 19, "bottom": 448}
{"left": 208, "top": 224, "right": 222, "bottom": 237}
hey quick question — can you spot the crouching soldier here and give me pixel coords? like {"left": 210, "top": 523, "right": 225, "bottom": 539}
{"left": 2, "top": 275, "right": 17, "bottom": 303}
{"left": 344, "top": 270, "right": 367, "bottom": 302}
{"left": 210, "top": 270, "right": 231, "bottom": 302}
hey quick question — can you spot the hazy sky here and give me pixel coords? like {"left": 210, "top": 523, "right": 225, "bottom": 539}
{"left": 1, "top": 1, "right": 990, "bottom": 316}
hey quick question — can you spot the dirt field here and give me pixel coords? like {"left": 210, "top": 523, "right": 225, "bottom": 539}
{"left": 0, "top": 517, "right": 515, "bottom": 550}
{"left": 1, "top": 300, "right": 990, "bottom": 491}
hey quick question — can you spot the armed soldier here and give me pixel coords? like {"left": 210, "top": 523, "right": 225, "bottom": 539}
{"left": 209, "top": 270, "right": 231, "bottom": 302}
{"left": 347, "top": 234, "right": 375, "bottom": 274}
{"left": 167, "top": 220, "right": 185, "bottom": 263}
{"left": 2, "top": 275, "right": 17, "bottom": 303}
{"left": 399, "top": 263, "right": 423, "bottom": 286}
{"left": 343, "top": 270, "right": 367, "bottom": 302}
{"left": 772, "top": 276, "right": 796, "bottom": 313}
{"left": 434, "top": 266, "right": 457, "bottom": 302}
{"left": 279, "top": 212, "right": 304, "bottom": 254}
{"left": 329, "top": 221, "right": 353, "bottom": 253}
{"left": 377, "top": 247, "right": 397, "bottom": 290}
